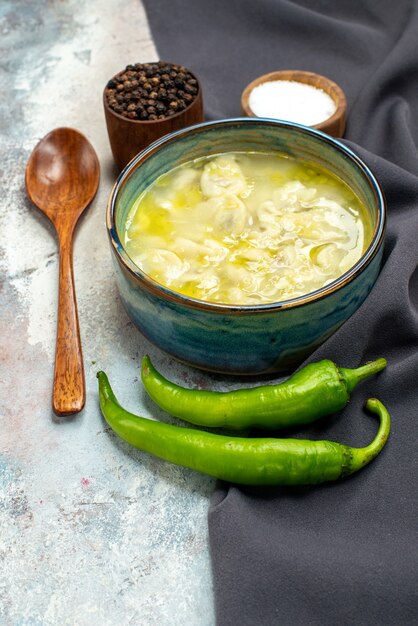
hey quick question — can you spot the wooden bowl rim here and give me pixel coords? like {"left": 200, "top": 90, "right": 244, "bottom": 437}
{"left": 103, "top": 66, "right": 203, "bottom": 125}
{"left": 241, "top": 70, "right": 346, "bottom": 132}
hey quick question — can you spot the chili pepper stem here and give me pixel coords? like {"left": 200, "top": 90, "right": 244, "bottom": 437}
{"left": 339, "top": 358, "right": 387, "bottom": 394}
{"left": 345, "top": 398, "right": 390, "bottom": 476}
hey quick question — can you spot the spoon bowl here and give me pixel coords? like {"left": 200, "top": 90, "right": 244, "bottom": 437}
{"left": 25, "top": 127, "right": 100, "bottom": 415}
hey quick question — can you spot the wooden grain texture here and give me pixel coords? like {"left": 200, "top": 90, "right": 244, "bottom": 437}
{"left": 25, "top": 127, "right": 100, "bottom": 415}
{"left": 103, "top": 71, "right": 204, "bottom": 171}
{"left": 241, "top": 70, "right": 347, "bottom": 137}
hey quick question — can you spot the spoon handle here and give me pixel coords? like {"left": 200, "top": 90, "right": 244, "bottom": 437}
{"left": 53, "top": 230, "right": 85, "bottom": 415}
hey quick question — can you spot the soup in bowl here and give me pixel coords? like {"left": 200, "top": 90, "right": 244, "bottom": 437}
{"left": 107, "top": 118, "right": 385, "bottom": 374}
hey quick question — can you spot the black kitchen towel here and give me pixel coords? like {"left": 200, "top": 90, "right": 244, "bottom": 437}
{"left": 142, "top": 1, "right": 418, "bottom": 624}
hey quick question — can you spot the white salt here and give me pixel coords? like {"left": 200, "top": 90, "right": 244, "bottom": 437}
{"left": 248, "top": 80, "right": 336, "bottom": 126}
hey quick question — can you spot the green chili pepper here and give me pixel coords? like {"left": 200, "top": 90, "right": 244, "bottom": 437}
{"left": 141, "top": 355, "right": 387, "bottom": 430}
{"left": 97, "top": 371, "right": 390, "bottom": 486}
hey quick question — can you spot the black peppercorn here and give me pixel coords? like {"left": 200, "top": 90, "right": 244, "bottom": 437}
{"left": 184, "top": 84, "right": 197, "bottom": 94}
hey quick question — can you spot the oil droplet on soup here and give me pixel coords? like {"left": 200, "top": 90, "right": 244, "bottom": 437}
{"left": 123, "top": 152, "right": 372, "bottom": 305}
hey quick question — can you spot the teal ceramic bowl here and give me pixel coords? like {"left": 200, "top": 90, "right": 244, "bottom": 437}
{"left": 107, "top": 118, "right": 386, "bottom": 374}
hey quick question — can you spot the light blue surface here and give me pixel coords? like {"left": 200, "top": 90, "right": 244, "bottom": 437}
{"left": 0, "top": 2, "right": 215, "bottom": 624}
{"left": 108, "top": 118, "right": 386, "bottom": 373}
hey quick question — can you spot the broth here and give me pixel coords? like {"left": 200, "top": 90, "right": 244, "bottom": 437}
{"left": 123, "top": 152, "right": 372, "bottom": 305}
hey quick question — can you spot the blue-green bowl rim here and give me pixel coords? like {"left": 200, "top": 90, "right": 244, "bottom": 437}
{"left": 107, "top": 117, "right": 386, "bottom": 314}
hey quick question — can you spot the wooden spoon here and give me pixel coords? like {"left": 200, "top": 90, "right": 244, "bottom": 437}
{"left": 25, "top": 128, "right": 100, "bottom": 416}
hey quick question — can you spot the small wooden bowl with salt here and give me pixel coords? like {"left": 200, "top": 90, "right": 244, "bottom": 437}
{"left": 241, "top": 70, "right": 346, "bottom": 137}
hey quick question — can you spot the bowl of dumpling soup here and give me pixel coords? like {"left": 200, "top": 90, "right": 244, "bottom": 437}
{"left": 107, "top": 118, "right": 386, "bottom": 374}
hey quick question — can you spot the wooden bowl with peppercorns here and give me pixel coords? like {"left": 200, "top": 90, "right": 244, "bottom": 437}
{"left": 104, "top": 61, "right": 204, "bottom": 171}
